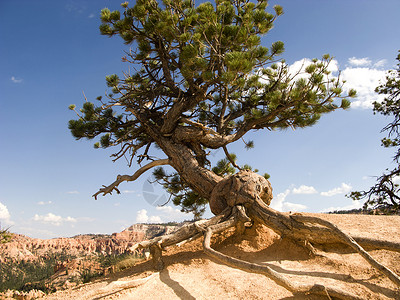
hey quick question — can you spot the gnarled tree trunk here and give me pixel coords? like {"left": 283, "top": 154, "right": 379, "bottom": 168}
{"left": 94, "top": 116, "right": 400, "bottom": 299}
{"left": 125, "top": 138, "right": 400, "bottom": 299}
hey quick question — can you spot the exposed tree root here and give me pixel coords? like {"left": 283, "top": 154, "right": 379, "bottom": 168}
{"left": 247, "top": 198, "right": 400, "bottom": 253}
{"left": 129, "top": 200, "right": 400, "bottom": 299}
{"left": 129, "top": 207, "right": 232, "bottom": 254}
{"left": 203, "top": 218, "right": 363, "bottom": 300}
{"left": 289, "top": 213, "right": 400, "bottom": 286}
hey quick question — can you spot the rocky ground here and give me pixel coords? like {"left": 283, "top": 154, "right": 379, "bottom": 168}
{"left": 12, "top": 213, "right": 398, "bottom": 300}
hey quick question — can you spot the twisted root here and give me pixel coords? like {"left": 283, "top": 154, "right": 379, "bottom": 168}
{"left": 129, "top": 200, "right": 400, "bottom": 299}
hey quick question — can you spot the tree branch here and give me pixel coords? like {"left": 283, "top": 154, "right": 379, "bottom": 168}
{"left": 223, "top": 145, "right": 241, "bottom": 170}
{"left": 93, "top": 159, "right": 170, "bottom": 199}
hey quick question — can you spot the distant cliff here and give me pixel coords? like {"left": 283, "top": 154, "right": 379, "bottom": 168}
{"left": 0, "top": 223, "right": 179, "bottom": 263}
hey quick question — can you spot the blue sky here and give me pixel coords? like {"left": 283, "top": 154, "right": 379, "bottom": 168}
{"left": 1, "top": 0, "right": 399, "bottom": 239}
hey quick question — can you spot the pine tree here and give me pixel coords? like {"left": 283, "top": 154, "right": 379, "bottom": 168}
{"left": 349, "top": 50, "right": 400, "bottom": 213}
{"left": 67, "top": 2, "right": 400, "bottom": 297}
{"left": 69, "top": 0, "right": 354, "bottom": 216}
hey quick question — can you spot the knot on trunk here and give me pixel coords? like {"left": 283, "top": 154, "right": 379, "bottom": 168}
{"left": 209, "top": 170, "right": 273, "bottom": 215}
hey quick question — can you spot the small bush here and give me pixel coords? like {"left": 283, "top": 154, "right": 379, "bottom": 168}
{"left": 78, "top": 269, "right": 102, "bottom": 284}
{"left": 0, "top": 226, "right": 13, "bottom": 244}
{"left": 114, "top": 256, "right": 143, "bottom": 272}
{"left": 98, "top": 253, "right": 145, "bottom": 273}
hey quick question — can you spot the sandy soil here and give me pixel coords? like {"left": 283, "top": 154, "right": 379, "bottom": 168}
{"left": 43, "top": 213, "right": 400, "bottom": 300}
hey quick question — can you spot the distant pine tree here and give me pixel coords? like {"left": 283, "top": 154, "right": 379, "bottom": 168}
{"left": 349, "top": 50, "right": 400, "bottom": 213}
{"left": 0, "top": 223, "right": 12, "bottom": 244}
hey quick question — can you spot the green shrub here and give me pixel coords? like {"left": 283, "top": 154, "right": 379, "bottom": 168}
{"left": 0, "top": 251, "right": 75, "bottom": 293}
{"left": 0, "top": 226, "right": 13, "bottom": 244}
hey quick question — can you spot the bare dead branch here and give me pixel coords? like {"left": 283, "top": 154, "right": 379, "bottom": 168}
{"left": 93, "top": 159, "right": 170, "bottom": 199}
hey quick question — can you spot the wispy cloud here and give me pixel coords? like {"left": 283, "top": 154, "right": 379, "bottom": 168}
{"left": 33, "top": 213, "right": 77, "bottom": 226}
{"left": 88, "top": 13, "right": 95, "bottom": 18}
{"left": 18, "top": 227, "right": 58, "bottom": 239}
{"left": 67, "top": 190, "right": 79, "bottom": 194}
{"left": 65, "top": 2, "right": 86, "bottom": 15}
{"left": 320, "top": 200, "right": 363, "bottom": 213}
{"left": 11, "top": 76, "right": 23, "bottom": 83}
{"left": 37, "top": 201, "right": 52, "bottom": 205}
{"left": 320, "top": 183, "right": 352, "bottom": 197}
{"left": 123, "top": 190, "right": 136, "bottom": 194}
{"left": 374, "top": 59, "right": 387, "bottom": 68}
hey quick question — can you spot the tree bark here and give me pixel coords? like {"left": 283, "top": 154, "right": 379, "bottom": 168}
{"left": 128, "top": 107, "right": 222, "bottom": 199}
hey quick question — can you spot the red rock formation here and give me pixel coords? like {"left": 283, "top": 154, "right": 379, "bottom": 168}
{"left": 0, "top": 224, "right": 179, "bottom": 263}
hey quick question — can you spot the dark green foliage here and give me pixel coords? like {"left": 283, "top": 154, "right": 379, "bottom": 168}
{"left": 212, "top": 154, "right": 236, "bottom": 176}
{"left": 0, "top": 251, "right": 75, "bottom": 293}
{"left": 69, "top": 0, "right": 354, "bottom": 217}
{"left": 348, "top": 51, "right": 400, "bottom": 213}
{"left": 152, "top": 167, "right": 208, "bottom": 219}
{"left": 97, "top": 252, "right": 145, "bottom": 274}
{"left": 78, "top": 268, "right": 102, "bottom": 284}
{"left": 0, "top": 225, "right": 12, "bottom": 244}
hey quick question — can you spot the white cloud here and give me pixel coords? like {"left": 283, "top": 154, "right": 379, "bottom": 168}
{"left": 292, "top": 185, "right": 318, "bottom": 195}
{"left": 88, "top": 13, "right": 95, "bottom": 18}
{"left": 0, "top": 202, "right": 12, "bottom": 225}
{"left": 348, "top": 57, "right": 371, "bottom": 67}
{"left": 288, "top": 58, "right": 339, "bottom": 78}
{"left": 135, "top": 209, "right": 163, "bottom": 223}
{"left": 287, "top": 57, "right": 389, "bottom": 110}
{"left": 136, "top": 209, "right": 149, "bottom": 223}
{"left": 269, "top": 190, "right": 287, "bottom": 211}
{"left": 37, "top": 201, "right": 52, "bottom": 205}
{"left": 320, "top": 183, "right": 352, "bottom": 197}
{"left": 341, "top": 67, "right": 387, "bottom": 109}
{"left": 11, "top": 76, "right": 23, "bottom": 83}
{"left": 155, "top": 206, "right": 181, "bottom": 214}
{"left": 0, "top": 203, "right": 11, "bottom": 220}
{"left": 135, "top": 206, "right": 191, "bottom": 224}
{"left": 33, "top": 213, "right": 77, "bottom": 226}
{"left": 261, "top": 56, "right": 389, "bottom": 110}
{"left": 374, "top": 59, "right": 387, "bottom": 68}
{"left": 260, "top": 58, "right": 338, "bottom": 86}
{"left": 320, "top": 200, "right": 363, "bottom": 213}
{"left": 270, "top": 189, "right": 308, "bottom": 212}
{"left": 392, "top": 176, "right": 400, "bottom": 185}
{"left": 155, "top": 205, "right": 192, "bottom": 221}
{"left": 149, "top": 215, "right": 162, "bottom": 223}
